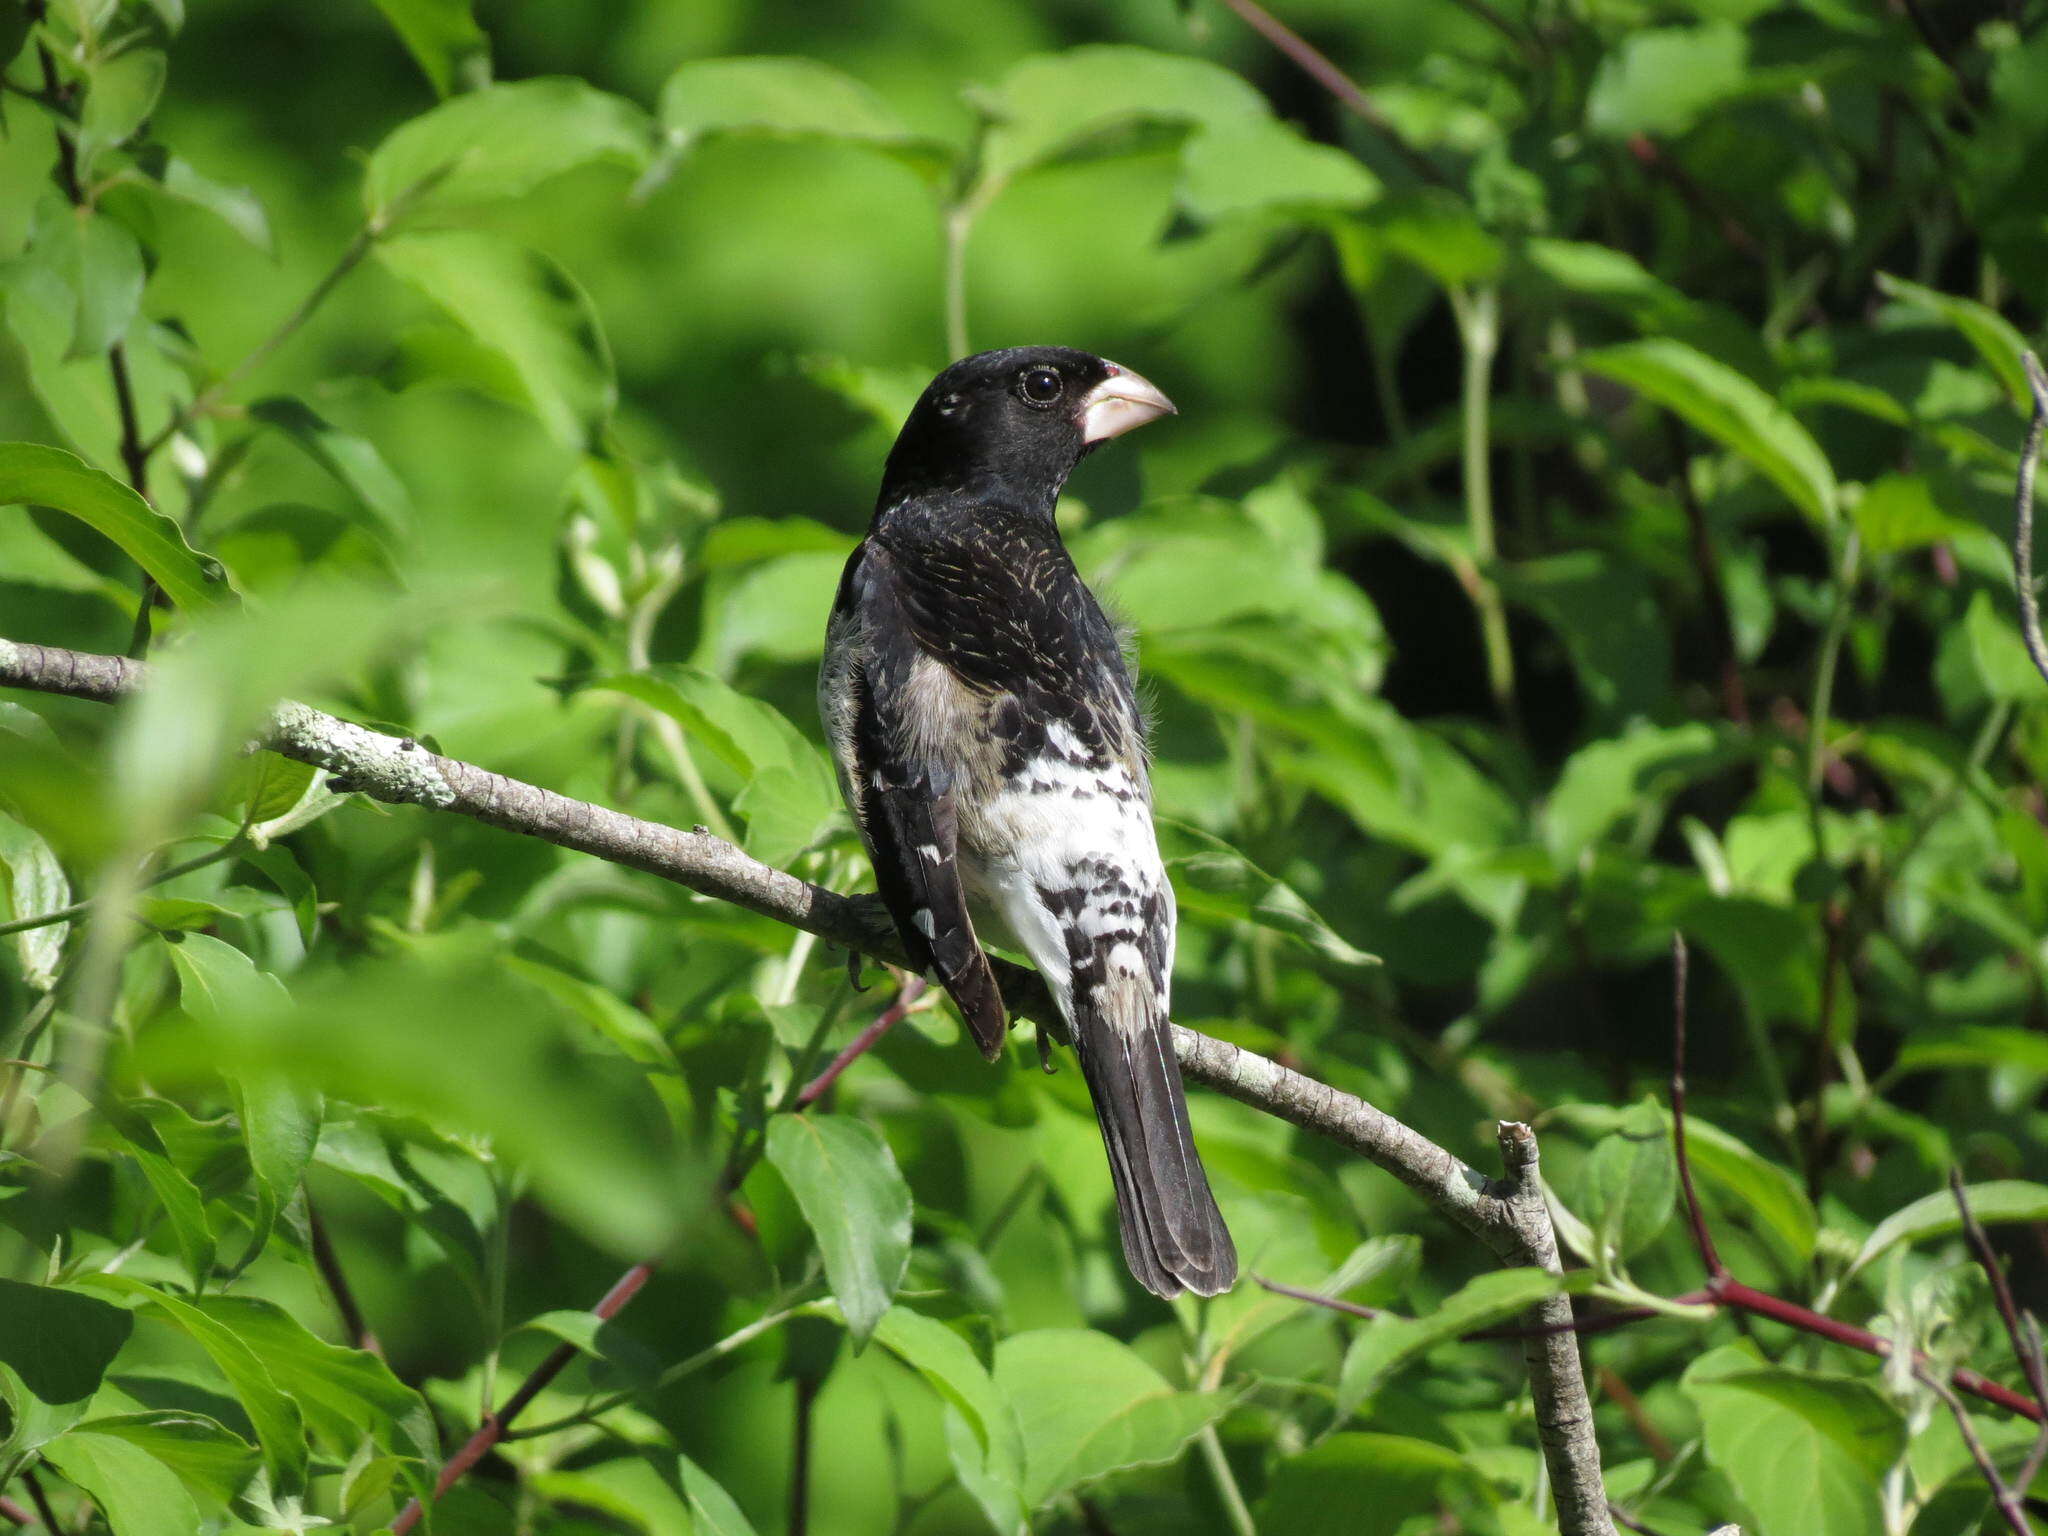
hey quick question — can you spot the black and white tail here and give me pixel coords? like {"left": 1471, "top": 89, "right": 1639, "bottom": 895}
{"left": 1070, "top": 972, "right": 1237, "bottom": 1298}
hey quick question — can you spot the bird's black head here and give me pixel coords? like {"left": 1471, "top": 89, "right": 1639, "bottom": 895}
{"left": 876, "top": 346, "right": 1176, "bottom": 516}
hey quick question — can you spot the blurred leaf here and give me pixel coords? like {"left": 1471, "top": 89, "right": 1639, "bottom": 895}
{"left": 1578, "top": 339, "right": 1837, "bottom": 523}
{"left": 1337, "top": 1268, "right": 1560, "bottom": 1417}
{"left": 58, "top": 210, "right": 145, "bottom": 363}
{"left": 765, "top": 1113, "right": 911, "bottom": 1348}
{"left": 1543, "top": 722, "right": 1731, "bottom": 867}
{"left": 368, "top": 0, "right": 490, "bottom": 97}
{"left": 377, "top": 230, "right": 613, "bottom": 451}
{"left": 1258, "top": 1433, "right": 1489, "bottom": 1535}
{"left": 248, "top": 398, "right": 413, "bottom": 541}
{"left": 1848, "top": 1179, "right": 2048, "bottom": 1279}
{"left": 76, "top": 1275, "right": 309, "bottom": 1498}
{"left": 1964, "top": 590, "right": 2042, "bottom": 703}
{"left": 1574, "top": 1102, "right": 1675, "bottom": 1265}
{"left": 0, "top": 809, "right": 69, "bottom": 989}
{"left": 135, "top": 152, "right": 273, "bottom": 252}
{"left": 1876, "top": 272, "right": 2033, "bottom": 409}
{"left": 79, "top": 48, "right": 168, "bottom": 171}
{"left": 1178, "top": 117, "right": 1380, "bottom": 223}
{"left": 1586, "top": 23, "right": 1749, "bottom": 139}
{"left": 657, "top": 56, "right": 947, "bottom": 176}
{"left": 101, "top": 1099, "right": 217, "bottom": 1286}
{"left": 144, "top": 929, "right": 692, "bottom": 1257}
{"left": 1523, "top": 238, "right": 1696, "bottom": 325}
{"left": 1851, "top": 474, "right": 1976, "bottom": 555}
{"left": 677, "top": 1453, "right": 760, "bottom": 1536}
{"left": 517, "top": 1310, "right": 661, "bottom": 1391}
{"left": 0, "top": 442, "right": 226, "bottom": 611}
{"left": 976, "top": 45, "right": 1266, "bottom": 185}
{"left": 994, "top": 1329, "right": 1229, "bottom": 1506}
{"left": 1370, "top": 189, "right": 1503, "bottom": 289}
{"left": 41, "top": 1430, "right": 199, "bottom": 1536}
{"left": 364, "top": 77, "right": 649, "bottom": 220}
{"left": 1683, "top": 1345, "right": 1903, "bottom": 1536}
{"left": 1160, "top": 821, "right": 1378, "bottom": 975}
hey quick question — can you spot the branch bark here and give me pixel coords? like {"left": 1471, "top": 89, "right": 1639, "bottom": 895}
{"left": 0, "top": 633, "right": 1615, "bottom": 1535}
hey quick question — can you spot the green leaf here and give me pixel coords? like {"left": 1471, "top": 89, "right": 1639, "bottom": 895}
{"left": 976, "top": 46, "right": 1267, "bottom": 186}
{"left": 764, "top": 1114, "right": 911, "bottom": 1349}
{"left": 1586, "top": 23, "right": 1750, "bottom": 139}
{"left": 229, "top": 1072, "right": 321, "bottom": 1274}
{"left": 247, "top": 398, "right": 412, "bottom": 541}
{"left": 78, "top": 48, "right": 168, "bottom": 171}
{"left": 586, "top": 668, "right": 839, "bottom": 865}
{"left": 1523, "top": 238, "right": 1696, "bottom": 325}
{"left": 993, "top": 1329, "right": 1230, "bottom": 1507}
{"left": 101, "top": 1100, "right": 216, "bottom": 1286}
{"left": 677, "top": 1453, "right": 761, "bottom": 1536}
{"left": 1369, "top": 189, "right": 1504, "bottom": 289}
{"left": 0, "top": 1280, "right": 134, "bottom": 1459}
{"left": 41, "top": 1430, "right": 200, "bottom": 1536}
{"left": 1337, "top": 1268, "right": 1561, "bottom": 1417}
{"left": 1851, "top": 474, "right": 1976, "bottom": 555}
{"left": 0, "top": 442, "right": 227, "bottom": 611}
{"left": 363, "top": 77, "right": 649, "bottom": 220}
{"left": 1876, "top": 272, "right": 2034, "bottom": 410}
{"left": 0, "top": 810, "right": 70, "bottom": 989}
{"left": 186, "top": 1296, "right": 435, "bottom": 1462}
{"left": 1578, "top": 339, "right": 1837, "bottom": 523}
{"left": 871, "top": 1307, "right": 1026, "bottom": 1533}
{"left": 1574, "top": 1102, "right": 1676, "bottom": 1265}
{"left": 1849, "top": 1179, "right": 2048, "bottom": 1279}
{"left": 1543, "top": 722, "right": 1732, "bottom": 867}
{"left": 69, "top": 1412, "right": 257, "bottom": 1509}
{"left": 657, "top": 56, "right": 946, "bottom": 175}
{"left": 1161, "top": 823, "right": 1379, "bottom": 975}
{"left": 1683, "top": 1345, "right": 1904, "bottom": 1536}
{"left": 1258, "top": 1433, "right": 1490, "bottom": 1535}
{"left": 63, "top": 211, "right": 146, "bottom": 362}
{"left": 1681, "top": 1117, "right": 1817, "bottom": 1271}
{"left": 136, "top": 153, "right": 273, "bottom": 253}
{"left": 74, "top": 1275, "right": 309, "bottom": 1498}
{"left": 368, "top": 0, "right": 490, "bottom": 97}
{"left": 516, "top": 1309, "right": 661, "bottom": 1391}
{"left": 1964, "top": 590, "right": 2043, "bottom": 702}
{"left": 376, "top": 230, "right": 613, "bottom": 451}
{"left": 1177, "top": 118, "right": 1380, "bottom": 223}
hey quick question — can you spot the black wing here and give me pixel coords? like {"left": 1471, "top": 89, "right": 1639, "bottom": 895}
{"left": 821, "top": 541, "right": 1008, "bottom": 1058}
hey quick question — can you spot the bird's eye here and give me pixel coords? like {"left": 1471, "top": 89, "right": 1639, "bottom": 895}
{"left": 1019, "top": 367, "right": 1064, "bottom": 405}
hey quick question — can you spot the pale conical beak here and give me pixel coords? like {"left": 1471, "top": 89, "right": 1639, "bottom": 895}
{"left": 1078, "top": 364, "right": 1177, "bottom": 444}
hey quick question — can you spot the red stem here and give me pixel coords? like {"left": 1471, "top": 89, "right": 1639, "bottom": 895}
{"left": 797, "top": 978, "right": 925, "bottom": 1107}
{"left": 390, "top": 1260, "right": 656, "bottom": 1533}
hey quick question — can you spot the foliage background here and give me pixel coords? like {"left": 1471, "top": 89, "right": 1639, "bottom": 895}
{"left": 2, "top": 0, "right": 2048, "bottom": 1532}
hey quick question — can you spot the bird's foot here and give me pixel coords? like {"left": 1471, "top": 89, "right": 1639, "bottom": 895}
{"left": 1036, "top": 1023, "right": 1057, "bottom": 1075}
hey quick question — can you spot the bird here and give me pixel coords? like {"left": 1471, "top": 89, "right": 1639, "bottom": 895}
{"left": 819, "top": 345, "right": 1237, "bottom": 1298}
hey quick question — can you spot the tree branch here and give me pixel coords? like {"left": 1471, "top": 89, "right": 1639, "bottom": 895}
{"left": 2013, "top": 351, "right": 2048, "bottom": 690}
{"left": 0, "top": 633, "right": 1614, "bottom": 1535}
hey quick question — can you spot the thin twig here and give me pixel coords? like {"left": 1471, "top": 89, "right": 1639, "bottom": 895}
{"left": 1920, "top": 1367, "right": 2033, "bottom": 1536}
{"left": 1668, "top": 936, "right": 1724, "bottom": 1280}
{"left": 1211, "top": 0, "right": 1446, "bottom": 186}
{"left": 390, "top": 1260, "right": 656, "bottom": 1533}
{"left": 1251, "top": 1273, "right": 1383, "bottom": 1320}
{"left": 789, "top": 1371, "right": 819, "bottom": 1536}
{"left": 1605, "top": 1501, "right": 1673, "bottom": 1536}
{"left": 796, "top": 977, "right": 926, "bottom": 1107}
{"left": 1954, "top": 1172, "right": 2048, "bottom": 1489}
{"left": 2012, "top": 352, "right": 2048, "bottom": 690}
{"left": 19, "top": 1472, "right": 61, "bottom": 1534}
{"left": 307, "top": 1198, "right": 380, "bottom": 1356}
{"left": 0, "top": 1493, "right": 32, "bottom": 1526}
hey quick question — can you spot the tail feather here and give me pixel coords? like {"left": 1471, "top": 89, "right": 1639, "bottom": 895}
{"left": 1072, "top": 975, "right": 1237, "bottom": 1298}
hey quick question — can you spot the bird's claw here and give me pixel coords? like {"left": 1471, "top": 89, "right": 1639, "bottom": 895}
{"left": 845, "top": 948, "right": 870, "bottom": 992}
{"left": 1036, "top": 1024, "right": 1057, "bottom": 1075}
